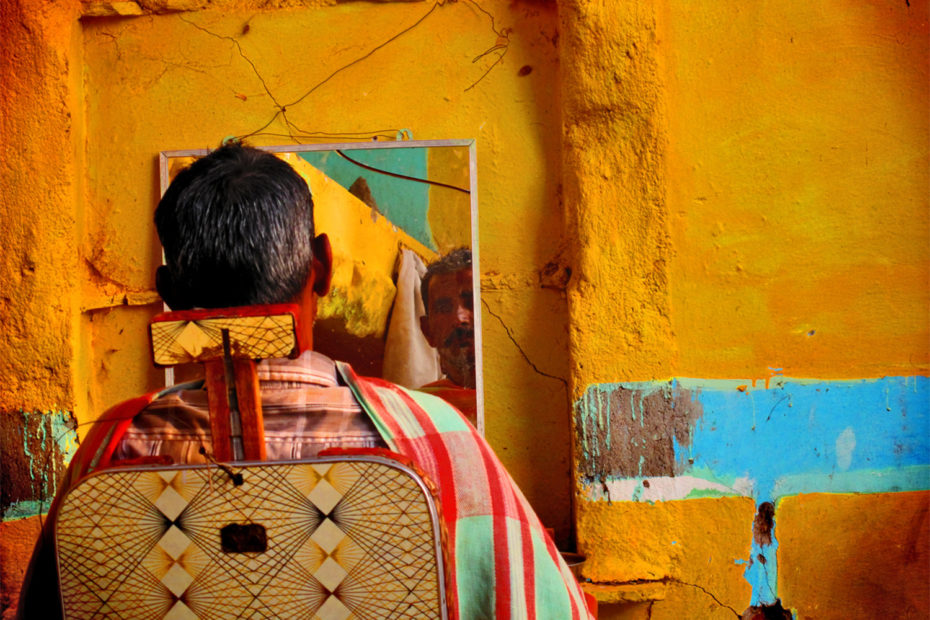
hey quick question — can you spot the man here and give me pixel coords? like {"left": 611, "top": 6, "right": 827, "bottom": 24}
{"left": 418, "top": 247, "right": 479, "bottom": 425}
{"left": 19, "top": 144, "right": 593, "bottom": 619}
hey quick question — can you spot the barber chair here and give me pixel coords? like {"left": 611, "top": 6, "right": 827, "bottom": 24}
{"left": 51, "top": 305, "right": 449, "bottom": 619}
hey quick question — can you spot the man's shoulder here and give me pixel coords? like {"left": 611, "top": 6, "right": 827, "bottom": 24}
{"left": 348, "top": 372, "right": 475, "bottom": 436}
{"left": 413, "top": 380, "right": 477, "bottom": 427}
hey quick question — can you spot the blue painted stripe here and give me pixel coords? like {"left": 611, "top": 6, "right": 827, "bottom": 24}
{"left": 679, "top": 376, "right": 929, "bottom": 503}
{"left": 576, "top": 375, "right": 928, "bottom": 607}
{"left": 576, "top": 376, "right": 929, "bottom": 502}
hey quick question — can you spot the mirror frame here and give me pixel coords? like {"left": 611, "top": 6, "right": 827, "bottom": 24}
{"left": 158, "top": 139, "right": 483, "bottom": 434}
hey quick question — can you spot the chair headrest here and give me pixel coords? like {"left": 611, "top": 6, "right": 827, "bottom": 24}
{"left": 149, "top": 303, "right": 302, "bottom": 367}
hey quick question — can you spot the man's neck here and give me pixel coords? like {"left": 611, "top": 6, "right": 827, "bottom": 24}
{"left": 293, "top": 284, "right": 318, "bottom": 353}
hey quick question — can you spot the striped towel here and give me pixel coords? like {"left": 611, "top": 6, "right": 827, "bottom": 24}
{"left": 339, "top": 362, "right": 594, "bottom": 619}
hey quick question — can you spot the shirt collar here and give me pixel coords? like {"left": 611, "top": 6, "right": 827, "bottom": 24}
{"left": 256, "top": 350, "right": 339, "bottom": 387}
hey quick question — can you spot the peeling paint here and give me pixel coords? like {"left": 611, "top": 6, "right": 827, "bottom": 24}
{"left": 746, "top": 502, "right": 778, "bottom": 606}
{"left": 682, "top": 376, "right": 929, "bottom": 504}
{"left": 741, "top": 599, "right": 793, "bottom": 620}
{"left": 576, "top": 375, "right": 929, "bottom": 608}
{"left": 752, "top": 501, "right": 774, "bottom": 546}
{"left": 574, "top": 381, "right": 704, "bottom": 481}
{"left": 577, "top": 376, "right": 930, "bottom": 505}
{"left": 1, "top": 409, "right": 79, "bottom": 520}
{"left": 582, "top": 474, "right": 752, "bottom": 503}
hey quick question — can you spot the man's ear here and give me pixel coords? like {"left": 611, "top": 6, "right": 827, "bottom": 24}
{"left": 310, "top": 233, "right": 333, "bottom": 297}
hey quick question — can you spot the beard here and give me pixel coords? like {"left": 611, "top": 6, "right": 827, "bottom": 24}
{"left": 442, "top": 327, "right": 474, "bottom": 350}
{"left": 439, "top": 327, "right": 475, "bottom": 388}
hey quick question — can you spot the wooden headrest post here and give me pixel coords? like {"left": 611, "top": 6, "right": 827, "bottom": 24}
{"left": 203, "top": 333, "right": 259, "bottom": 462}
{"left": 149, "top": 304, "right": 302, "bottom": 462}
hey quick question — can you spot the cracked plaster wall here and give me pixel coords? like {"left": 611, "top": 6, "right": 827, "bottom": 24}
{"left": 1, "top": 0, "right": 571, "bottom": 614}
{"left": 0, "top": 1, "right": 85, "bottom": 615}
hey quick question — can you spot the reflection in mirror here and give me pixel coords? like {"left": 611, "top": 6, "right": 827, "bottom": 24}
{"left": 159, "top": 140, "right": 483, "bottom": 432}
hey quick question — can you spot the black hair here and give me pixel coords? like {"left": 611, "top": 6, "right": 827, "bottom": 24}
{"left": 155, "top": 143, "right": 314, "bottom": 309}
{"left": 421, "top": 247, "right": 472, "bottom": 311}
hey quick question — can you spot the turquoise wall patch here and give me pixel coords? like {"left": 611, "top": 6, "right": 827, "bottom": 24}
{"left": 1, "top": 409, "right": 79, "bottom": 520}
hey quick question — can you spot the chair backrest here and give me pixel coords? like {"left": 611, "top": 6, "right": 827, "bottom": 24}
{"left": 54, "top": 455, "right": 448, "bottom": 619}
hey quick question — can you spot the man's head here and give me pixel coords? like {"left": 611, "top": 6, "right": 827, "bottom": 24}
{"left": 420, "top": 247, "right": 475, "bottom": 389}
{"left": 155, "top": 143, "right": 331, "bottom": 346}
{"left": 155, "top": 143, "right": 331, "bottom": 312}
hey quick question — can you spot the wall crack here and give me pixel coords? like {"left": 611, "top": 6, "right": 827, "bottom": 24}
{"left": 178, "top": 14, "right": 282, "bottom": 109}
{"left": 670, "top": 579, "right": 741, "bottom": 618}
{"left": 481, "top": 298, "right": 569, "bottom": 407}
{"left": 590, "top": 577, "right": 740, "bottom": 617}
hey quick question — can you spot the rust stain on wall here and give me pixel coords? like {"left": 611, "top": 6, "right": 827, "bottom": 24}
{"left": 740, "top": 600, "right": 793, "bottom": 620}
{"left": 752, "top": 501, "right": 775, "bottom": 546}
{"left": 574, "top": 382, "right": 703, "bottom": 480}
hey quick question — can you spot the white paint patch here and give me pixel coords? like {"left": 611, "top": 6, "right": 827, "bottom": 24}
{"left": 586, "top": 475, "right": 754, "bottom": 502}
{"left": 835, "top": 426, "right": 856, "bottom": 471}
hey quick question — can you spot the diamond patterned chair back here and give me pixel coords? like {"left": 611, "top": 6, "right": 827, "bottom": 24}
{"left": 54, "top": 456, "right": 448, "bottom": 619}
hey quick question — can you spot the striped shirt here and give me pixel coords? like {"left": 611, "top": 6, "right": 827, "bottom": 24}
{"left": 114, "top": 351, "right": 385, "bottom": 464}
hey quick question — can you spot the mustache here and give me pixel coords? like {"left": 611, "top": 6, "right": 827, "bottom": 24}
{"left": 442, "top": 327, "right": 474, "bottom": 348}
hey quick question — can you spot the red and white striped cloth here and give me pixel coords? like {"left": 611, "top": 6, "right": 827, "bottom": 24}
{"left": 340, "top": 363, "right": 595, "bottom": 619}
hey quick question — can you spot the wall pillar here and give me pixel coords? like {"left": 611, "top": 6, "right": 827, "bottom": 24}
{"left": 0, "top": 1, "right": 83, "bottom": 615}
{"left": 559, "top": 0, "right": 676, "bottom": 393}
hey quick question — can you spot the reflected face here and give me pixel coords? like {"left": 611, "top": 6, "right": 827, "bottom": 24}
{"left": 421, "top": 268, "right": 475, "bottom": 388}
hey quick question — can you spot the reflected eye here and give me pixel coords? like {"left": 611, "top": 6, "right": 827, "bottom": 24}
{"left": 434, "top": 298, "right": 453, "bottom": 313}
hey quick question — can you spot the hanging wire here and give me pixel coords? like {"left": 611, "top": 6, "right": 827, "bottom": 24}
{"left": 233, "top": 1, "right": 448, "bottom": 143}
{"left": 335, "top": 149, "right": 470, "bottom": 194}
{"left": 463, "top": 0, "right": 511, "bottom": 92}
{"left": 284, "top": 1, "right": 444, "bottom": 110}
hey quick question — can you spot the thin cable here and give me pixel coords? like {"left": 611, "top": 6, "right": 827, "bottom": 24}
{"left": 237, "top": 131, "right": 400, "bottom": 144}
{"left": 462, "top": 0, "right": 510, "bottom": 92}
{"left": 282, "top": 119, "right": 403, "bottom": 140}
{"left": 335, "top": 149, "right": 470, "bottom": 194}
{"left": 237, "top": 110, "right": 283, "bottom": 142}
{"left": 284, "top": 1, "right": 443, "bottom": 109}
{"left": 280, "top": 129, "right": 402, "bottom": 138}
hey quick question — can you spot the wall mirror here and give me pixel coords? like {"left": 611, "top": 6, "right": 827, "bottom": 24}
{"left": 159, "top": 140, "right": 483, "bottom": 432}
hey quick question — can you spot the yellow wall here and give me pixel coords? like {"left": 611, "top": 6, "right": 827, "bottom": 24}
{"left": 778, "top": 491, "right": 930, "bottom": 619}
{"left": 560, "top": 1, "right": 677, "bottom": 386}
{"left": 2, "top": 0, "right": 928, "bottom": 617}
{"left": 665, "top": 1, "right": 929, "bottom": 380}
{"left": 562, "top": 0, "right": 928, "bottom": 389}
{"left": 0, "top": 0, "right": 83, "bottom": 413}
{"left": 1, "top": 6, "right": 573, "bottom": 615}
